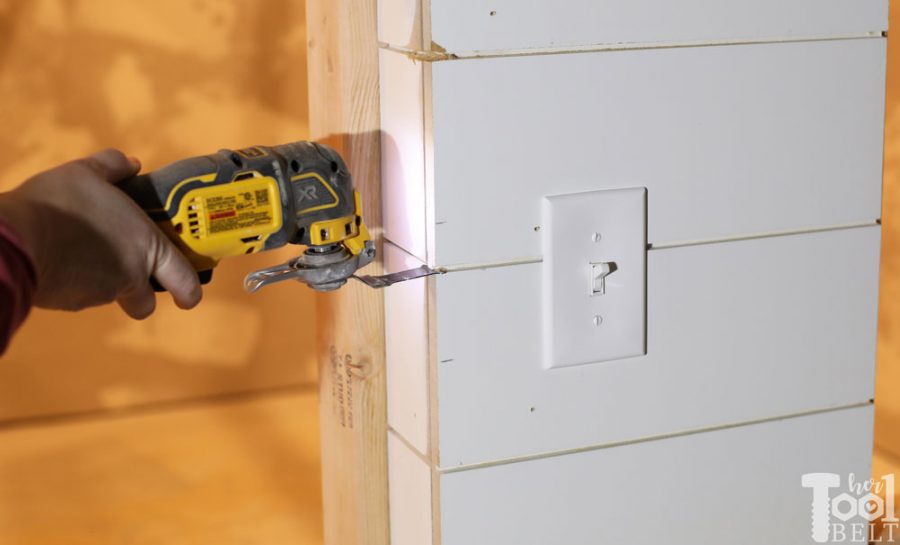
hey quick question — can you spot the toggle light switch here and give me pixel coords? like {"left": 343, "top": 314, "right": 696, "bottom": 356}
{"left": 590, "top": 261, "right": 618, "bottom": 295}
{"left": 542, "top": 187, "right": 647, "bottom": 369}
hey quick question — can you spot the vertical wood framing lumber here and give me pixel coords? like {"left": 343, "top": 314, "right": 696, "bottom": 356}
{"left": 306, "top": 1, "right": 388, "bottom": 544}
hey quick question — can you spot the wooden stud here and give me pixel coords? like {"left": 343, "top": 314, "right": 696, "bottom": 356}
{"left": 306, "top": 1, "right": 389, "bottom": 545}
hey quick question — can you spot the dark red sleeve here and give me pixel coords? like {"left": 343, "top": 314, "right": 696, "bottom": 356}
{"left": 0, "top": 219, "right": 36, "bottom": 355}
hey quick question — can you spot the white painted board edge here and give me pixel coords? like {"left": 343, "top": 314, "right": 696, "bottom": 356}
{"left": 380, "top": 49, "right": 430, "bottom": 263}
{"left": 385, "top": 241, "right": 431, "bottom": 455}
{"left": 389, "top": 431, "right": 434, "bottom": 545}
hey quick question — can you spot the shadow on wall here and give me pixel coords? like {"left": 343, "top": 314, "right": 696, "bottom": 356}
{"left": 0, "top": 0, "right": 319, "bottom": 420}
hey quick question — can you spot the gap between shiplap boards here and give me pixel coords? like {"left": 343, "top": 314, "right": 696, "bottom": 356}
{"left": 424, "top": 220, "right": 879, "bottom": 274}
{"left": 379, "top": 31, "right": 885, "bottom": 62}
{"left": 437, "top": 400, "right": 873, "bottom": 474}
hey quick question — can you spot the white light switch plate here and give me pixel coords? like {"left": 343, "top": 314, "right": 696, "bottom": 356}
{"left": 542, "top": 188, "right": 647, "bottom": 368}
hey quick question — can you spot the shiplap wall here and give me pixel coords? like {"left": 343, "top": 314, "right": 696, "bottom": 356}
{"left": 380, "top": 2, "right": 888, "bottom": 543}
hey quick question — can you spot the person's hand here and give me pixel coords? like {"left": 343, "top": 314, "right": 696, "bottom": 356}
{"left": 0, "top": 149, "right": 202, "bottom": 318}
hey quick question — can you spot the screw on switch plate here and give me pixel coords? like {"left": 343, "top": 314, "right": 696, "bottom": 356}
{"left": 590, "top": 261, "right": 618, "bottom": 295}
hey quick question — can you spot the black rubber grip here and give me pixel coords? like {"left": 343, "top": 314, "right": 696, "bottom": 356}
{"left": 150, "top": 269, "right": 213, "bottom": 292}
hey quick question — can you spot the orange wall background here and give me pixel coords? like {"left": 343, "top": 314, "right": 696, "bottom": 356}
{"left": 0, "top": 0, "right": 318, "bottom": 420}
{"left": 876, "top": 0, "right": 900, "bottom": 461}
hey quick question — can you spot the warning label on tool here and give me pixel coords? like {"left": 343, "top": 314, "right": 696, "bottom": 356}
{"left": 205, "top": 191, "right": 273, "bottom": 234}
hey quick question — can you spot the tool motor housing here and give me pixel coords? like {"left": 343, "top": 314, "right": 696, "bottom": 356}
{"left": 118, "top": 142, "right": 366, "bottom": 273}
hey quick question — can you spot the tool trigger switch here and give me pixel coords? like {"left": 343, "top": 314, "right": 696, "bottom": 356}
{"left": 197, "top": 270, "right": 213, "bottom": 285}
{"left": 150, "top": 269, "right": 213, "bottom": 292}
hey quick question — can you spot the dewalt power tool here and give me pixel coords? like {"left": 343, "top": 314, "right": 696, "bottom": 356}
{"left": 117, "top": 141, "right": 436, "bottom": 292}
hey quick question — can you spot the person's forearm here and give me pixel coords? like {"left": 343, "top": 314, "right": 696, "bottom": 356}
{"left": 0, "top": 216, "right": 36, "bottom": 354}
{"left": 0, "top": 193, "right": 43, "bottom": 278}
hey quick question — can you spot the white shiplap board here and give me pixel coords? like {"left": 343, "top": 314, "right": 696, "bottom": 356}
{"left": 384, "top": 242, "right": 431, "bottom": 455}
{"left": 435, "top": 226, "right": 880, "bottom": 467}
{"left": 439, "top": 405, "right": 873, "bottom": 545}
{"left": 427, "top": 1, "right": 887, "bottom": 55}
{"left": 428, "top": 38, "right": 885, "bottom": 267}
{"left": 377, "top": 0, "right": 887, "bottom": 54}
